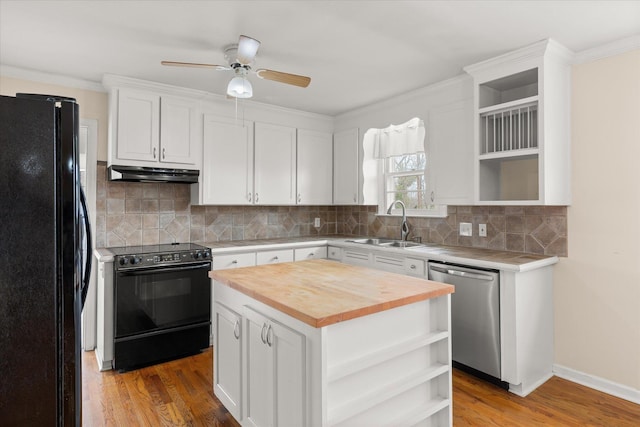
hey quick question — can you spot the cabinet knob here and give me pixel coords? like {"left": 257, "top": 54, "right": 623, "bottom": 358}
{"left": 430, "top": 191, "right": 435, "bottom": 202}
{"left": 153, "top": 147, "right": 157, "bottom": 159}
{"left": 162, "top": 148, "right": 166, "bottom": 160}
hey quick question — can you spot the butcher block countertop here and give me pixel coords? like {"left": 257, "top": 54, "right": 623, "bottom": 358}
{"left": 210, "top": 259, "right": 454, "bottom": 328}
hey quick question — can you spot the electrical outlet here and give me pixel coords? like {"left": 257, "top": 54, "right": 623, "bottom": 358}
{"left": 479, "top": 223, "right": 487, "bottom": 237}
{"left": 314, "top": 217, "right": 321, "bottom": 228}
{"left": 459, "top": 222, "right": 472, "bottom": 237}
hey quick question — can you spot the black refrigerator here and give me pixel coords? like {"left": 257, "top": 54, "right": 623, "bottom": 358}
{"left": 0, "top": 94, "right": 92, "bottom": 426}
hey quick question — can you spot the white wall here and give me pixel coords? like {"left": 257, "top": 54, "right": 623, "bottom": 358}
{"left": 554, "top": 49, "right": 640, "bottom": 391}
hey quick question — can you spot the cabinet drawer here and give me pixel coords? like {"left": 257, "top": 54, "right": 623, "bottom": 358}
{"left": 212, "top": 252, "right": 256, "bottom": 270}
{"left": 294, "top": 246, "right": 327, "bottom": 261}
{"left": 404, "top": 258, "right": 426, "bottom": 277}
{"left": 256, "top": 249, "right": 294, "bottom": 265}
{"left": 342, "top": 250, "right": 371, "bottom": 267}
{"left": 327, "top": 246, "right": 342, "bottom": 261}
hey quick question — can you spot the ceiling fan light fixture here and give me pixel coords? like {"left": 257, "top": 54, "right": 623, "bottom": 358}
{"left": 227, "top": 75, "right": 253, "bottom": 98}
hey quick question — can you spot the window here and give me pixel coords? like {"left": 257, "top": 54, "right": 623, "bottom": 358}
{"left": 385, "top": 153, "right": 427, "bottom": 209}
{"left": 361, "top": 118, "right": 447, "bottom": 217}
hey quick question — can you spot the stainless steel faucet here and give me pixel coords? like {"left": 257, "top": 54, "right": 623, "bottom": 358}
{"left": 387, "top": 200, "right": 409, "bottom": 241}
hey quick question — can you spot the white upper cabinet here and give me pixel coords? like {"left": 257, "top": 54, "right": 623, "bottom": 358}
{"left": 115, "top": 89, "right": 160, "bottom": 163}
{"left": 201, "top": 115, "right": 254, "bottom": 205}
{"left": 254, "top": 122, "right": 297, "bottom": 205}
{"left": 464, "top": 39, "right": 572, "bottom": 205}
{"left": 427, "top": 99, "right": 474, "bottom": 205}
{"left": 297, "top": 129, "right": 333, "bottom": 205}
{"left": 109, "top": 86, "right": 200, "bottom": 169}
{"left": 160, "top": 95, "right": 200, "bottom": 165}
{"left": 333, "top": 128, "right": 359, "bottom": 205}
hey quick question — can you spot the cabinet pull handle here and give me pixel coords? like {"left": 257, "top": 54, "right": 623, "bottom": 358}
{"left": 272, "top": 256, "right": 279, "bottom": 262}
{"left": 266, "top": 325, "right": 273, "bottom": 347}
{"left": 309, "top": 253, "right": 314, "bottom": 257}
{"left": 297, "top": 193, "right": 302, "bottom": 203}
{"left": 153, "top": 147, "right": 157, "bottom": 159}
{"left": 255, "top": 193, "right": 259, "bottom": 203}
{"left": 248, "top": 193, "right": 252, "bottom": 202}
{"left": 410, "top": 264, "right": 416, "bottom": 270}
{"left": 430, "top": 191, "right": 435, "bottom": 202}
{"left": 233, "top": 320, "right": 240, "bottom": 339}
{"left": 231, "top": 260, "right": 238, "bottom": 264}
{"left": 162, "top": 148, "right": 166, "bottom": 160}
{"left": 353, "top": 194, "right": 357, "bottom": 203}
{"left": 260, "top": 323, "right": 267, "bottom": 344}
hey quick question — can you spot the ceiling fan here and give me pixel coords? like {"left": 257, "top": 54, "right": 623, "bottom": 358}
{"left": 161, "top": 35, "right": 311, "bottom": 99}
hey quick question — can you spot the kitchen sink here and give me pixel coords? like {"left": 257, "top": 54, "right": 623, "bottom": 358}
{"left": 347, "top": 238, "right": 424, "bottom": 248}
{"left": 378, "top": 241, "right": 424, "bottom": 248}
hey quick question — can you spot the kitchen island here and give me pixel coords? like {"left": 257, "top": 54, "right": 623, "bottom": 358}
{"left": 210, "top": 259, "right": 455, "bottom": 427}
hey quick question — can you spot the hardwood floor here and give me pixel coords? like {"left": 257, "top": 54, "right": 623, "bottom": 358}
{"left": 82, "top": 348, "right": 640, "bottom": 426}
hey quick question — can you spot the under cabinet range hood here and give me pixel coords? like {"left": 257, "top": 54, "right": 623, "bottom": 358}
{"left": 108, "top": 165, "right": 199, "bottom": 183}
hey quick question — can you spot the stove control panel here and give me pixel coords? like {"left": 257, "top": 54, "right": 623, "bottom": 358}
{"left": 115, "top": 249, "right": 211, "bottom": 270}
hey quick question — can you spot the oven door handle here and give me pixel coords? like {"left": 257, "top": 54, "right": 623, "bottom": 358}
{"left": 117, "top": 263, "right": 211, "bottom": 276}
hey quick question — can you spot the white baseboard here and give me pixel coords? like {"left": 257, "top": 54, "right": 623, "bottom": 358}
{"left": 553, "top": 364, "right": 640, "bottom": 405}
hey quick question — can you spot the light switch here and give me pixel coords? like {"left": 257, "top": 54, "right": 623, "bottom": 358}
{"left": 459, "top": 222, "right": 472, "bottom": 236}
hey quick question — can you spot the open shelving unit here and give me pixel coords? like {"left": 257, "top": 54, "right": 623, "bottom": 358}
{"left": 465, "top": 39, "right": 573, "bottom": 205}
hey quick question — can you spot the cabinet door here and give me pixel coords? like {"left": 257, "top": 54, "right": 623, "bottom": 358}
{"left": 333, "top": 128, "right": 359, "bottom": 204}
{"left": 256, "top": 249, "right": 294, "bottom": 265}
{"left": 116, "top": 88, "right": 159, "bottom": 162}
{"left": 244, "top": 307, "right": 306, "bottom": 427}
{"left": 254, "top": 123, "right": 296, "bottom": 205}
{"left": 160, "top": 95, "right": 199, "bottom": 165}
{"left": 202, "top": 115, "right": 254, "bottom": 204}
{"left": 428, "top": 99, "right": 474, "bottom": 205}
{"left": 244, "top": 308, "right": 274, "bottom": 427}
{"left": 294, "top": 246, "right": 327, "bottom": 261}
{"left": 213, "top": 303, "right": 243, "bottom": 421}
{"left": 297, "top": 129, "right": 333, "bottom": 205}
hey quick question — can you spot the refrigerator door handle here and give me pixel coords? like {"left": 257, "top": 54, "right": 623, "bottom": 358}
{"left": 80, "top": 187, "right": 92, "bottom": 309}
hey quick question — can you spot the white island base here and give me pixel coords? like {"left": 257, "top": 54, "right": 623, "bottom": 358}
{"left": 212, "top": 260, "right": 453, "bottom": 427}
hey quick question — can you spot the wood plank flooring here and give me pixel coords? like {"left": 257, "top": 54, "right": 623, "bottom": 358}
{"left": 82, "top": 348, "right": 640, "bottom": 426}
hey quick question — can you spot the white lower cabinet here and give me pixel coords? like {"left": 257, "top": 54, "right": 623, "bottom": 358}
{"left": 256, "top": 249, "right": 294, "bottom": 265}
{"left": 294, "top": 246, "right": 328, "bottom": 261}
{"left": 243, "top": 307, "right": 306, "bottom": 427}
{"left": 214, "top": 302, "right": 243, "bottom": 421}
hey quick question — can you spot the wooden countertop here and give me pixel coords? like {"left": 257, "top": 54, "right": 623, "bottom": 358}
{"left": 210, "top": 259, "right": 454, "bottom": 328}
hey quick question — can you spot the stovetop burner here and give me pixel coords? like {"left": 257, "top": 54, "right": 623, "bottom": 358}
{"left": 110, "top": 243, "right": 211, "bottom": 270}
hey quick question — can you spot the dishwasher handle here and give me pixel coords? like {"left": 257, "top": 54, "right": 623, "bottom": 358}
{"left": 429, "top": 265, "right": 495, "bottom": 281}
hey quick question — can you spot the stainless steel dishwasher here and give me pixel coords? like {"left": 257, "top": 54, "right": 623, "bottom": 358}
{"left": 428, "top": 261, "right": 503, "bottom": 383}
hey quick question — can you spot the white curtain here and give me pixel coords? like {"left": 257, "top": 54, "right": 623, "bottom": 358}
{"left": 372, "top": 117, "right": 425, "bottom": 158}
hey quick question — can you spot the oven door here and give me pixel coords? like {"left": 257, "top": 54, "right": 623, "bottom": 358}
{"left": 115, "top": 261, "right": 211, "bottom": 339}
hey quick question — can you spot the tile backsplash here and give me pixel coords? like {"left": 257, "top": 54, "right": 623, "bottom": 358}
{"left": 96, "top": 162, "right": 567, "bottom": 256}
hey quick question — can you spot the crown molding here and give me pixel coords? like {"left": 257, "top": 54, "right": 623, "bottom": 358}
{"left": 0, "top": 64, "right": 105, "bottom": 93}
{"left": 573, "top": 34, "right": 640, "bottom": 64}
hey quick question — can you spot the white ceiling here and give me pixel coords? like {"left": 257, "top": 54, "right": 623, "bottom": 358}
{"left": 1, "top": 1, "right": 639, "bottom": 116}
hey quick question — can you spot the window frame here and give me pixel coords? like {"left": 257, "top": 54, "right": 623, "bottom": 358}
{"left": 378, "top": 152, "right": 448, "bottom": 218}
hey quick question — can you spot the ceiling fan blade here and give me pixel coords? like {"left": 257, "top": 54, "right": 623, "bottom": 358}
{"left": 161, "top": 61, "right": 229, "bottom": 70}
{"left": 236, "top": 35, "right": 261, "bottom": 65}
{"left": 255, "top": 69, "right": 311, "bottom": 88}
